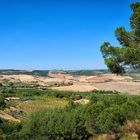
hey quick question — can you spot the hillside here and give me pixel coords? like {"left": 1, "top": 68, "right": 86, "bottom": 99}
{"left": 0, "top": 69, "right": 139, "bottom": 94}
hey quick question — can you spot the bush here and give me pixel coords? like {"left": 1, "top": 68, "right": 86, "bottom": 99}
{"left": 90, "top": 94, "right": 128, "bottom": 107}
{"left": 0, "top": 118, "right": 21, "bottom": 139}
{"left": 0, "top": 95, "right": 6, "bottom": 109}
{"left": 96, "top": 101, "right": 140, "bottom": 133}
{"left": 86, "top": 101, "right": 105, "bottom": 134}
{"left": 97, "top": 105, "right": 124, "bottom": 133}
{"left": 18, "top": 104, "right": 91, "bottom": 140}
{"left": 121, "top": 101, "right": 140, "bottom": 121}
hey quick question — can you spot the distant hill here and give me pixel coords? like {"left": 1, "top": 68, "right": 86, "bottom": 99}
{"left": 0, "top": 69, "right": 108, "bottom": 77}
{"left": 0, "top": 69, "right": 139, "bottom": 78}
{"left": 124, "top": 68, "right": 140, "bottom": 80}
{"left": 67, "top": 69, "right": 109, "bottom": 76}
{"left": 0, "top": 70, "right": 49, "bottom": 76}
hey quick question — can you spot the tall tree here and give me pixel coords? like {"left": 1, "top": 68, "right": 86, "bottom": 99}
{"left": 100, "top": 2, "right": 140, "bottom": 75}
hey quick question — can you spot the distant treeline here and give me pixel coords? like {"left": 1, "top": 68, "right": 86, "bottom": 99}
{"left": 0, "top": 69, "right": 108, "bottom": 76}
{"left": 0, "top": 69, "right": 140, "bottom": 77}
{"left": 0, "top": 70, "right": 49, "bottom": 76}
{"left": 67, "top": 70, "right": 109, "bottom": 76}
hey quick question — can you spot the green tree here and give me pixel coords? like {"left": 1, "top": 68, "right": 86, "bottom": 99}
{"left": 100, "top": 2, "right": 140, "bottom": 74}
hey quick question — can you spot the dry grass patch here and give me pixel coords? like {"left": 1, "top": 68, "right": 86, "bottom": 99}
{"left": 0, "top": 110, "right": 20, "bottom": 123}
{"left": 17, "top": 97, "right": 69, "bottom": 113}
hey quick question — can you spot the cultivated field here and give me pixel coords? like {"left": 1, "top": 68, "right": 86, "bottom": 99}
{"left": 0, "top": 70, "right": 139, "bottom": 94}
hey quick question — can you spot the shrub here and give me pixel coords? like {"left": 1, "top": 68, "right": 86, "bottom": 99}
{"left": 96, "top": 101, "right": 140, "bottom": 133}
{"left": 0, "top": 95, "right": 6, "bottom": 109}
{"left": 90, "top": 94, "right": 128, "bottom": 107}
{"left": 0, "top": 118, "right": 21, "bottom": 139}
{"left": 86, "top": 101, "right": 105, "bottom": 134}
{"left": 120, "top": 101, "right": 140, "bottom": 121}
{"left": 0, "top": 83, "right": 3, "bottom": 87}
{"left": 97, "top": 105, "right": 124, "bottom": 133}
{"left": 18, "top": 104, "right": 91, "bottom": 140}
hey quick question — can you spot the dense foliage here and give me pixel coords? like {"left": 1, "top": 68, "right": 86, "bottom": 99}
{"left": 0, "top": 95, "right": 6, "bottom": 109}
{"left": 0, "top": 70, "right": 49, "bottom": 76}
{"left": 0, "top": 69, "right": 109, "bottom": 76}
{"left": 100, "top": 2, "right": 140, "bottom": 75}
{"left": 15, "top": 104, "right": 89, "bottom": 140}
{"left": 3, "top": 92, "right": 140, "bottom": 140}
{"left": 0, "top": 118, "right": 20, "bottom": 140}
{"left": 68, "top": 70, "right": 108, "bottom": 76}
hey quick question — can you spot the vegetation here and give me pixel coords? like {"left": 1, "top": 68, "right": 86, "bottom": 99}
{"left": 0, "top": 83, "right": 140, "bottom": 139}
{"left": 18, "top": 97, "right": 69, "bottom": 112}
{"left": 0, "top": 69, "right": 109, "bottom": 76}
{"left": 100, "top": 2, "right": 140, "bottom": 75}
{"left": 0, "top": 70, "right": 49, "bottom": 76}
{"left": 68, "top": 70, "right": 108, "bottom": 76}
{"left": 3, "top": 92, "right": 140, "bottom": 140}
{"left": 0, "top": 95, "right": 6, "bottom": 109}
{"left": 0, "top": 118, "right": 20, "bottom": 140}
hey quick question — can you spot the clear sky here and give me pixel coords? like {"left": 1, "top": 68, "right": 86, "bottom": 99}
{"left": 0, "top": 0, "right": 137, "bottom": 70}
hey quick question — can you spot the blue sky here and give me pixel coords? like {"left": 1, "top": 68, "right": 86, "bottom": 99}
{"left": 0, "top": 0, "right": 137, "bottom": 70}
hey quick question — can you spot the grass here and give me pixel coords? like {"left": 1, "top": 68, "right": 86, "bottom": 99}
{"left": 17, "top": 97, "right": 69, "bottom": 113}
{"left": 120, "top": 134, "right": 138, "bottom": 140}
